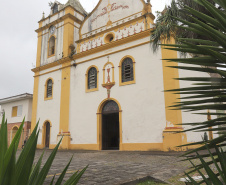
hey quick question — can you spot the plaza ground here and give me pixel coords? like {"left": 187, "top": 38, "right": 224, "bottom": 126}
{"left": 23, "top": 150, "right": 193, "bottom": 185}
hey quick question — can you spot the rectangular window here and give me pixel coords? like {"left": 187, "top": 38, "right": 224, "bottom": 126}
{"left": 12, "top": 105, "right": 23, "bottom": 117}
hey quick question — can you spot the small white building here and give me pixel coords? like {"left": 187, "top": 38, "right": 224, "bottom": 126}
{"left": 31, "top": 0, "right": 213, "bottom": 151}
{"left": 0, "top": 93, "right": 33, "bottom": 148}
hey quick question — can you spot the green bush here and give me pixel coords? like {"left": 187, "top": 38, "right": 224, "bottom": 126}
{"left": 0, "top": 114, "right": 87, "bottom": 185}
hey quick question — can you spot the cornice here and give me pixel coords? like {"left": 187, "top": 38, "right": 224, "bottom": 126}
{"left": 36, "top": 13, "right": 82, "bottom": 33}
{"left": 76, "top": 29, "right": 152, "bottom": 58}
{"left": 32, "top": 29, "right": 152, "bottom": 73}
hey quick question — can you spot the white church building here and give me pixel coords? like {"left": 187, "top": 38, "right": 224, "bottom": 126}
{"left": 31, "top": 0, "right": 212, "bottom": 151}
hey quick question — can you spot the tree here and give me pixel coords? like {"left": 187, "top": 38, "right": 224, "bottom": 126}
{"left": 151, "top": 0, "right": 215, "bottom": 52}
{"left": 159, "top": 0, "right": 226, "bottom": 182}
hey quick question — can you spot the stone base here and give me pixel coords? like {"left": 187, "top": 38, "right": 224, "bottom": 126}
{"left": 163, "top": 127, "right": 187, "bottom": 152}
{"left": 57, "top": 132, "right": 71, "bottom": 150}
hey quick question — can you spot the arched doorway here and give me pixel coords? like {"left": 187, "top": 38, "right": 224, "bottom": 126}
{"left": 12, "top": 126, "right": 18, "bottom": 140}
{"left": 102, "top": 100, "right": 119, "bottom": 150}
{"left": 45, "top": 122, "right": 50, "bottom": 148}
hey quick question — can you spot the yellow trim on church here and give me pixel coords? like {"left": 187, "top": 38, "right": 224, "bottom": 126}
{"left": 161, "top": 38, "right": 188, "bottom": 151}
{"left": 59, "top": 62, "right": 71, "bottom": 149}
{"left": 32, "top": 30, "right": 151, "bottom": 73}
{"left": 39, "top": 120, "right": 53, "bottom": 149}
{"left": 119, "top": 55, "right": 136, "bottom": 86}
{"left": 44, "top": 77, "right": 54, "bottom": 101}
{"left": 31, "top": 72, "right": 40, "bottom": 132}
{"left": 47, "top": 35, "right": 56, "bottom": 58}
{"left": 63, "top": 6, "right": 75, "bottom": 57}
{"left": 97, "top": 98, "right": 122, "bottom": 150}
{"left": 31, "top": 22, "right": 42, "bottom": 131}
{"left": 85, "top": 65, "right": 99, "bottom": 93}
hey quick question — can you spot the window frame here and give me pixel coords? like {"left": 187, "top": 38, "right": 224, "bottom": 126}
{"left": 45, "top": 78, "right": 54, "bottom": 101}
{"left": 85, "top": 65, "right": 99, "bottom": 93}
{"left": 104, "top": 32, "right": 115, "bottom": 44}
{"left": 12, "top": 106, "right": 18, "bottom": 117}
{"left": 11, "top": 105, "right": 23, "bottom": 117}
{"left": 52, "top": 3, "right": 58, "bottom": 14}
{"left": 48, "top": 35, "right": 56, "bottom": 58}
{"left": 119, "top": 55, "right": 136, "bottom": 86}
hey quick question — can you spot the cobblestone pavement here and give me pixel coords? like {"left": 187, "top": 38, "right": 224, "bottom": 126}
{"left": 29, "top": 150, "right": 191, "bottom": 185}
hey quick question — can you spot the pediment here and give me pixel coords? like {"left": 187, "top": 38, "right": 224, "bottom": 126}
{"left": 80, "top": 0, "right": 146, "bottom": 36}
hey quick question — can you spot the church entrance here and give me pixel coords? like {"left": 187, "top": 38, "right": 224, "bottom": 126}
{"left": 102, "top": 100, "right": 119, "bottom": 150}
{"left": 45, "top": 122, "right": 50, "bottom": 148}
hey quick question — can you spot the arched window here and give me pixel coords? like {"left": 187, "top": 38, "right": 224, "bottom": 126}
{"left": 48, "top": 36, "right": 55, "bottom": 56}
{"left": 12, "top": 126, "right": 19, "bottom": 140}
{"left": 46, "top": 79, "right": 53, "bottom": 98}
{"left": 102, "top": 100, "right": 119, "bottom": 114}
{"left": 122, "top": 57, "right": 134, "bottom": 82}
{"left": 53, "top": 3, "right": 58, "bottom": 14}
{"left": 88, "top": 67, "right": 97, "bottom": 89}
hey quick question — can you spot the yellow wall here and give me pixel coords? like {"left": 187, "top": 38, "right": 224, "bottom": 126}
{"left": 31, "top": 22, "right": 42, "bottom": 132}
{"left": 59, "top": 63, "right": 71, "bottom": 149}
{"left": 63, "top": 6, "right": 75, "bottom": 57}
{"left": 121, "top": 143, "right": 163, "bottom": 151}
{"left": 58, "top": 6, "right": 75, "bottom": 149}
{"left": 161, "top": 38, "right": 182, "bottom": 128}
{"left": 31, "top": 72, "right": 40, "bottom": 132}
{"left": 161, "top": 38, "right": 188, "bottom": 151}
{"left": 36, "top": 22, "right": 43, "bottom": 67}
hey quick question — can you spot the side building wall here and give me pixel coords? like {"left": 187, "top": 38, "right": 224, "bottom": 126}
{"left": 0, "top": 98, "right": 32, "bottom": 149}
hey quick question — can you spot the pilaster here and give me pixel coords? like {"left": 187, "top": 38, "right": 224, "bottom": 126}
{"left": 161, "top": 38, "right": 188, "bottom": 151}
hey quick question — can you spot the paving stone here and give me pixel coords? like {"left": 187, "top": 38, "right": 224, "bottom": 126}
{"left": 16, "top": 150, "right": 191, "bottom": 184}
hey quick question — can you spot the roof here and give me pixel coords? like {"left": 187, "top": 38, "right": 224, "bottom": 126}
{"left": 0, "top": 93, "right": 33, "bottom": 105}
{"left": 64, "top": 0, "right": 87, "bottom": 15}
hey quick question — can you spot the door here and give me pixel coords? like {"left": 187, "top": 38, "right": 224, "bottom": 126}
{"left": 102, "top": 100, "right": 120, "bottom": 150}
{"left": 45, "top": 122, "right": 50, "bottom": 148}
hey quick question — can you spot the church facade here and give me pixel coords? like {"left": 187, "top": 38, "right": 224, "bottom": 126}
{"left": 31, "top": 0, "right": 211, "bottom": 151}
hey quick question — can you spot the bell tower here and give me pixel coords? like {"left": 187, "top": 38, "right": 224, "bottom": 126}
{"left": 31, "top": 0, "right": 87, "bottom": 149}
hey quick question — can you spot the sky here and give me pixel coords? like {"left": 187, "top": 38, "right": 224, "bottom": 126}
{"left": 0, "top": 0, "right": 171, "bottom": 99}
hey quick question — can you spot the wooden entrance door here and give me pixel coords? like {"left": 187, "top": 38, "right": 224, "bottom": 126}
{"left": 45, "top": 122, "right": 50, "bottom": 148}
{"left": 102, "top": 100, "right": 119, "bottom": 150}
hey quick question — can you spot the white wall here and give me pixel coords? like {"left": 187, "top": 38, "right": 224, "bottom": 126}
{"left": 178, "top": 62, "right": 217, "bottom": 142}
{"left": 42, "top": 10, "right": 65, "bottom": 27}
{"left": 40, "top": 21, "right": 64, "bottom": 66}
{"left": 36, "top": 69, "right": 62, "bottom": 145}
{"left": 75, "top": 11, "right": 85, "bottom": 21}
{"left": 69, "top": 38, "right": 166, "bottom": 144}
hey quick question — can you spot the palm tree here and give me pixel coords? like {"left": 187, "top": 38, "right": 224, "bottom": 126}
{"left": 151, "top": 0, "right": 215, "bottom": 52}
{"left": 160, "top": 0, "right": 226, "bottom": 182}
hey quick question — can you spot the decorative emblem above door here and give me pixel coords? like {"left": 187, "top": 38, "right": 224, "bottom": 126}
{"left": 102, "top": 56, "right": 115, "bottom": 99}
